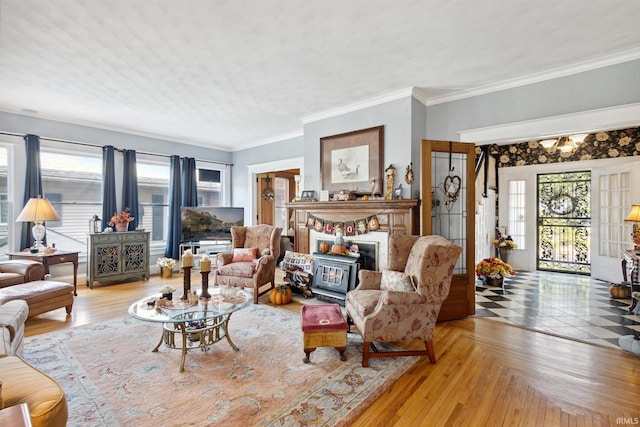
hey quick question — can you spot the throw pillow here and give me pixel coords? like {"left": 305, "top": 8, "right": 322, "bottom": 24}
{"left": 380, "top": 269, "right": 416, "bottom": 292}
{"left": 232, "top": 247, "right": 258, "bottom": 263}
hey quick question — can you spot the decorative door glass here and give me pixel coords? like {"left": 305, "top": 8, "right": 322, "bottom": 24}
{"left": 537, "top": 171, "right": 591, "bottom": 274}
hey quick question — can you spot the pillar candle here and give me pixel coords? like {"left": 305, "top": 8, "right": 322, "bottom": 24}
{"left": 182, "top": 249, "right": 194, "bottom": 268}
{"left": 200, "top": 255, "right": 211, "bottom": 272}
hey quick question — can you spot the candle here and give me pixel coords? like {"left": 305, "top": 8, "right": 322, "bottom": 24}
{"left": 200, "top": 255, "right": 211, "bottom": 272}
{"left": 182, "top": 249, "right": 194, "bottom": 268}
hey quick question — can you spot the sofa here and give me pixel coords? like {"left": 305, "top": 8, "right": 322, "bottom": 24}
{"left": 0, "top": 298, "right": 68, "bottom": 426}
{"left": 0, "top": 300, "right": 28, "bottom": 357}
{"left": 0, "top": 260, "right": 45, "bottom": 288}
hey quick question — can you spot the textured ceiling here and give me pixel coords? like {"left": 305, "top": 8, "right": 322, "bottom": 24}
{"left": 1, "top": 0, "right": 639, "bottom": 151}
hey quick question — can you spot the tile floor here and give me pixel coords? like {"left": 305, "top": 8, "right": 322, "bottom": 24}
{"left": 474, "top": 270, "right": 640, "bottom": 349}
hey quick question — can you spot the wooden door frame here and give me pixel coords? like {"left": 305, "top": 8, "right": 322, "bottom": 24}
{"left": 421, "top": 140, "right": 476, "bottom": 320}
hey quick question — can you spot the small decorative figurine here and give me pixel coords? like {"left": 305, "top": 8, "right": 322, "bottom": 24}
{"left": 384, "top": 164, "right": 396, "bottom": 200}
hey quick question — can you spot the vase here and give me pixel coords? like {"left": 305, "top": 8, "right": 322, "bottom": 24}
{"left": 160, "top": 267, "right": 172, "bottom": 278}
{"left": 115, "top": 223, "right": 128, "bottom": 232}
{"left": 498, "top": 247, "right": 509, "bottom": 263}
{"left": 484, "top": 276, "right": 504, "bottom": 287}
{"left": 221, "top": 284, "right": 236, "bottom": 300}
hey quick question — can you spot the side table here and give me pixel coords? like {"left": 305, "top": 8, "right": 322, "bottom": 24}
{"left": 8, "top": 251, "right": 79, "bottom": 296}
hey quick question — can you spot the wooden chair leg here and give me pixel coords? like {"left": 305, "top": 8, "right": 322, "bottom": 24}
{"left": 362, "top": 341, "right": 371, "bottom": 367}
{"left": 426, "top": 340, "right": 436, "bottom": 363}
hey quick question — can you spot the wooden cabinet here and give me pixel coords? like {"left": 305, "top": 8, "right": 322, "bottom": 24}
{"left": 87, "top": 231, "right": 150, "bottom": 288}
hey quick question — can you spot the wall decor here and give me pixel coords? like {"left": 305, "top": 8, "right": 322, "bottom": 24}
{"left": 320, "top": 125, "right": 384, "bottom": 195}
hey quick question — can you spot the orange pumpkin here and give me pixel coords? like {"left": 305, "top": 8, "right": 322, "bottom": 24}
{"left": 269, "top": 286, "right": 292, "bottom": 305}
{"left": 331, "top": 244, "right": 346, "bottom": 254}
{"left": 319, "top": 241, "right": 330, "bottom": 253}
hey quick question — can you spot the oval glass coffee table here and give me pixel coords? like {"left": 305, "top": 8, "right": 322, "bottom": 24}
{"left": 128, "top": 288, "right": 251, "bottom": 372}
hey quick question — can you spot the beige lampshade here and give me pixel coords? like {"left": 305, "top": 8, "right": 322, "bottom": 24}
{"left": 625, "top": 204, "right": 640, "bottom": 223}
{"left": 16, "top": 196, "right": 61, "bottom": 223}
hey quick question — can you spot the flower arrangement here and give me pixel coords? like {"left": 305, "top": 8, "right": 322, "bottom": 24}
{"left": 109, "top": 208, "right": 134, "bottom": 226}
{"left": 160, "top": 285, "right": 175, "bottom": 295}
{"left": 493, "top": 235, "right": 517, "bottom": 250}
{"left": 633, "top": 226, "right": 640, "bottom": 247}
{"left": 156, "top": 257, "right": 176, "bottom": 269}
{"left": 475, "top": 257, "right": 515, "bottom": 279}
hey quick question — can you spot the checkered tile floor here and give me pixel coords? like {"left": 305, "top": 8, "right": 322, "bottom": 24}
{"left": 474, "top": 270, "right": 640, "bottom": 349}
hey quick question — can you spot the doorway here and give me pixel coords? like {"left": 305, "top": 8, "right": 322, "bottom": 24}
{"left": 536, "top": 170, "right": 591, "bottom": 274}
{"left": 256, "top": 169, "right": 299, "bottom": 232}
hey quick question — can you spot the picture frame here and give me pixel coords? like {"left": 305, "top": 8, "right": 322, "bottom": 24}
{"left": 301, "top": 190, "right": 315, "bottom": 202}
{"left": 320, "top": 125, "right": 384, "bottom": 195}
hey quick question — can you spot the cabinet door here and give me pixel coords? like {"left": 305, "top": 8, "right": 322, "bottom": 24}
{"left": 94, "top": 242, "right": 121, "bottom": 278}
{"left": 122, "top": 241, "right": 147, "bottom": 273}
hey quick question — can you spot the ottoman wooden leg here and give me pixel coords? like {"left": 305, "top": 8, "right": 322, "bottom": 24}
{"left": 337, "top": 346, "right": 346, "bottom": 361}
{"left": 303, "top": 347, "right": 316, "bottom": 363}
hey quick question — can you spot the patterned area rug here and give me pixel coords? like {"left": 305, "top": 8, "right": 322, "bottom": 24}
{"left": 23, "top": 303, "right": 416, "bottom": 426}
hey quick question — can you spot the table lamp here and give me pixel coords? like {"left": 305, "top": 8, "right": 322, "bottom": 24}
{"left": 625, "top": 204, "right": 640, "bottom": 253}
{"left": 16, "top": 196, "right": 61, "bottom": 250}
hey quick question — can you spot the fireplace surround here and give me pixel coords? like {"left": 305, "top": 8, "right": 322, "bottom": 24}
{"left": 285, "top": 199, "right": 420, "bottom": 262}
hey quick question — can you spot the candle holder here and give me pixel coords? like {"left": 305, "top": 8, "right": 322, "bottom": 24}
{"left": 200, "top": 270, "right": 211, "bottom": 299}
{"left": 181, "top": 266, "right": 192, "bottom": 300}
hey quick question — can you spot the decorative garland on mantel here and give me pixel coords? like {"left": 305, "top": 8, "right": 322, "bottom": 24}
{"left": 305, "top": 212, "right": 380, "bottom": 236}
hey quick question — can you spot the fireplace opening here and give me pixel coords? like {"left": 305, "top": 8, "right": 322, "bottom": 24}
{"left": 314, "top": 240, "right": 378, "bottom": 271}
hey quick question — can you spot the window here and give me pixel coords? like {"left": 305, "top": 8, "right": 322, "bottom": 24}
{"left": 598, "top": 172, "right": 630, "bottom": 258}
{"left": 197, "top": 165, "right": 223, "bottom": 206}
{"left": 137, "top": 157, "right": 170, "bottom": 248}
{"left": 508, "top": 180, "right": 526, "bottom": 249}
{"left": 41, "top": 148, "right": 102, "bottom": 254}
{"left": 0, "top": 147, "right": 8, "bottom": 256}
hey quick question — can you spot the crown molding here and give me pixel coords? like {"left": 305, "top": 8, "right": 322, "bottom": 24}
{"left": 0, "top": 106, "right": 233, "bottom": 152}
{"left": 234, "top": 130, "right": 304, "bottom": 151}
{"left": 426, "top": 47, "right": 640, "bottom": 106}
{"left": 458, "top": 103, "right": 640, "bottom": 144}
{"left": 302, "top": 87, "right": 415, "bottom": 124}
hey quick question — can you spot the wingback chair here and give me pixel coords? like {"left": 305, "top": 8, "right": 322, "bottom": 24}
{"left": 213, "top": 225, "right": 282, "bottom": 304}
{"left": 345, "top": 234, "right": 462, "bottom": 367}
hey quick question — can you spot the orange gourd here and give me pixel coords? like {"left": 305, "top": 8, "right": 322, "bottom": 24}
{"left": 269, "top": 286, "right": 292, "bottom": 305}
{"left": 331, "top": 244, "right": 346, "bottom": 254}
{"left": 319, "top": 241, "right": 330, "bottom": 253}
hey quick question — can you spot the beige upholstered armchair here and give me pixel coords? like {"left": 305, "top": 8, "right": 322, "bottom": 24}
{"left": 346, "top": 234, "right": 462, "bottom": 367}
{"left": 213, "top": 225, "right": 282, "bottom": 304}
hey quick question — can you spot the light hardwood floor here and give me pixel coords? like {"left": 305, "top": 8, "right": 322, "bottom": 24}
{"left": 25, "top": 273, "right": 640, "bottom": 426}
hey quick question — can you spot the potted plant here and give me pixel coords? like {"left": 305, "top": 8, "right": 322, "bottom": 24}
{"left": 493, "top": 235, "right": 517, "bottom": 262}
{"left": 475, "top": 257, "right": 515, "bottom": 287}
{"left": 109, "top": 208, "right": 135, "bottom": 232}
{"left": 160, "top": 285, "right": 176, "bottom": 300}
{"left": 156, "top": 257, "right": 176, "bottom": 278}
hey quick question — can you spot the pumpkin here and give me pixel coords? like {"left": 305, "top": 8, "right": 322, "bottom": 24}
{"left": 319, "top": 241, "right": 330, "bottom": 253}
{"left": 269, "top": 286, "right": 292, "bottom": 305}
{"left": 609, "top": 283, "right": 629, "bottom": 299}
{"left": 331, "top": 244, "right": 346, "bottom": 254}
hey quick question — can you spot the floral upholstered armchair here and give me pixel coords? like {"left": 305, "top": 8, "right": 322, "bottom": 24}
{"left": 346, "top": 234, "right": 462, "bottom": 367}
{"left": 213, "top": 225, "right": 282, "bottom": 304}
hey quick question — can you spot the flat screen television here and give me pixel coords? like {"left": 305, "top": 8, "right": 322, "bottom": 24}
{"left": 180, "top": 206, "right": 244, "bottom": 243}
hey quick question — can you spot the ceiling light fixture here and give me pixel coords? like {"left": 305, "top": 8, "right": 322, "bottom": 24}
{"left": 539, "top": 133, "right": 589, "bottom": 154}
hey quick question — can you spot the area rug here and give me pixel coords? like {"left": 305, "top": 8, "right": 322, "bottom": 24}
{"left": 23, "top": 303, "right": 417, "bottom": 426}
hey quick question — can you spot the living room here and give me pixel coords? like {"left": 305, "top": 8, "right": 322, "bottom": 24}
{"left": 1, "top": 1, "right": 640, "bottom": 426}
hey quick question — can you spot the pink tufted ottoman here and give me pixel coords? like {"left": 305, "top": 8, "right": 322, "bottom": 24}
{"left": 0, "top": 281, "right": 73, "bottom": 318}
{"left": 301, "top": 304, "right": 347, "bottom": 363}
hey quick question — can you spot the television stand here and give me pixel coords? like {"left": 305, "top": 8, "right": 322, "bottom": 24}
{"left": 180, "top": 240, "right": 232, "bottom": 268}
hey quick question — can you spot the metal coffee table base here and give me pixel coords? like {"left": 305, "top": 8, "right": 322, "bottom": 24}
{"left": 152, "top": 313, "right": 239, "bottom": 372}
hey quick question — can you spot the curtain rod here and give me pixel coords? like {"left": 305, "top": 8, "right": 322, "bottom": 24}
{"left": 0, "top": 131, "right": 233, "bottom": 167}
